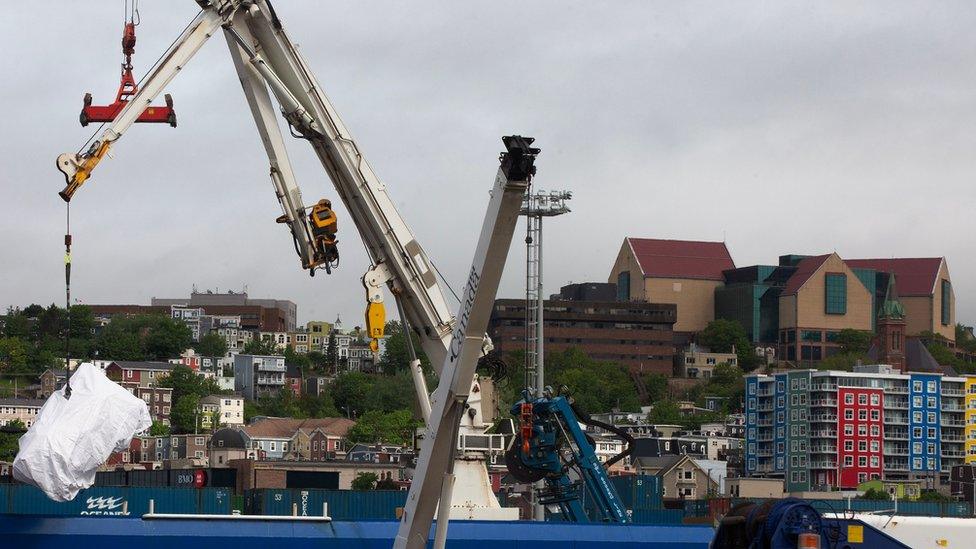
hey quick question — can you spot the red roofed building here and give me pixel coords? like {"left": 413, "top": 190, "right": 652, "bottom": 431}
{"left": 777, "top": 253, "right": 874, "bottom": 362}
{"left": 610, "top": 238, "right": 734, "bottom": 333}
{"left": 845, "top": 258, "right": 955, "bottom": 342}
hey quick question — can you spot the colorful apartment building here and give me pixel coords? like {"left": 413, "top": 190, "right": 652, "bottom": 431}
{"left": 745, "top": 366, "right": 966, "bottom": 491}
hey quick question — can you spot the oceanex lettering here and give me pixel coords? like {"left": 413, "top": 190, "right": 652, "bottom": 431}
{"left": 448, "top": 267, "right": 482, "bottom": 362}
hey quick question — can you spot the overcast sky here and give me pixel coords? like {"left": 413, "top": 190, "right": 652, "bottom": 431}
{"left": 1, "top": 2, "right": 974, "bottom": 328}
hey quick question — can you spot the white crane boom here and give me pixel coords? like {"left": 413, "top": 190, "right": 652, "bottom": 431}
{"left": 54, "top": 1, "right": 537, "bottom": 545}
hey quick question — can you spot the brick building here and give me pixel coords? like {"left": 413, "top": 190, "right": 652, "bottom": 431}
{"left": 487, "top": 295, "right": 675, "bottom": 375}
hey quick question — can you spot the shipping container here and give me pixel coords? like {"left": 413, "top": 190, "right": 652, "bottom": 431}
{"left": 127, "top": 469, "right": 169, "bottom": 487}
{"left": 610, "top": 475, "right": 662, "bottom": 510}
{"left": 0, "top": 485, "right": 231, "bottom": 516}
{"left": 245, "top": 489, "right": 407, "bottom": 520}
{"left": 94, "top": 471, "right": 127, "bottom": 487}
{"left": 208, "top": 468, "right": 237, "bottom": 489}
{"left": 286, "top": 470, "right": 339, "bottom": 490}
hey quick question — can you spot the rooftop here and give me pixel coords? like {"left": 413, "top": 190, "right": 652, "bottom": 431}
{"left": 781, "top": 254, "right": 831, "bottom": 296}
{"left": 625, "top": 238, "right": 734, "bottom": 281}
{"left": 844, "top": 258, "right": 945, "bottom": 297}
{"left": 242, "top": 417, "right": 355, "bottom": 439}
{"left": 109, "top": 361, "right": 179, "bottom": 372}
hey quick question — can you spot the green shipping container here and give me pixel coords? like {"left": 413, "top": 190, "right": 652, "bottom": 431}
{"left": 245, "top": 489, "right": 407, "bottom": 520}
{"left": 610, "top": 475, "right": 663, "bottom": 510}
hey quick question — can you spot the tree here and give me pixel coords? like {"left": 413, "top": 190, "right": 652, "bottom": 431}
{"left": 306, "top": 350, "right": 328, "bottom": 371}
{"left": 647, "top": 400, "right": 683, "bottom": 424}
{"left": 243, "top": 337, "right": 281, "bottom": 356}
{"left": 347, "top": 409, "right": 419, "bottom": 445}
{"left": 378, "top": 320, "right": 430, "bottom": 375}
{"left": 351, "top": 472, "right": 378, "bottom": 490}
{"left": 158, "top": 364, "right": 220, "bottom": 404}
{"left": 149, "top": 421, "right": 171, "bottom": 437}
{"left": 170, "top": 394, "right": 201, "bottom": 434}
{"left": 0, "top": 337, "right": 29, "bottom": 372}
{"left": 0, "top": 420, "right": 26, "bottom": 461}
{"left": 375, "top": 476, "right": 398, "bottom": 490}
{"left": 859, "top": 488, "right": 890, "bottom": 501}
{"left": 332, "top": 372, "right": 372, "bottom": 417}
{"left": 324, "top": 330, "right": 338, "bottom": 373}
{"left": 143, "top": 316, "right": 193, "bottom": 360}
{"left": 698, "top": 319, "right": 759, "bottom": 371}
{"left": 195, "top": 333, "right": 228, "bottom": 358}
{"left": 836, "top": 329, "right": 872, "bottom": 355}
{"left": 917, "top": 489, "right": 952, "bottom": 502}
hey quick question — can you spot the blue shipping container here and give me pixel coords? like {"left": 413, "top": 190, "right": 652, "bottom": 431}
{"left": 610, "top": 475, "right": 663, "bottom": 510}
{"left": 0, "top": 485, "right": 231, "bottom": 516}
{"left": 246, "top": 489, "right": 407, "bottom": 520}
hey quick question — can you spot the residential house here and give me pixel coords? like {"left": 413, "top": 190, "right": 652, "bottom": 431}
{"left": 38, "top": 369, "right": 66, "bottom": 398}
{"left": 346, "top": 443, "right": 407, "bottom": 464}
{"left": 233, "top": 354, "right": 286, "bottom": 400}
{"left": 129, "top": 385, "right": 173, "bottom": 426}
{"left": 105, "top": 361, "right": 178, "bottom": 388}
{"left": 632, "top": 454, "right": 718, "bottom": 499}
{"left": 241, "top": 417, "right": 355, "bottom": 460}
{"left": 167, "top": 434, "right": 210, "bottom": 465}
{"left": 677, "top": 343, "right": 738, "bottom": 379}
{"left": 287, "top": 330, "right": 310, "bottom": 354}
{"left": 306, "top": 320, "right": 333, "bottom": 352}
{"left": 198, "top": 394, "right": 245, "bottom": 430}
{"left": 309, "top": 427, "right": 346, "bottom": 461}
{"left": 305, "top": 376, "right": 331, "bottom": 397}
{"left": 285, "top": 363, "right": 303, "bottom": 397}
{"left": 0, "top": 398, "right": 44, "bottom": 428}
{"left": 210, "top": 428, "right": 256, "bottom": 466}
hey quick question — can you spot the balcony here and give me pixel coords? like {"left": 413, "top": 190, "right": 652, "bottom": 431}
{"left": 757, "top": 389, "right": 774, "bottom": 397}
{"left": 942, "top": 449, "right": 965, "bottom": 458}
{"left": 884, "top": 446, "right": 909, "bottom": 456}
{"left": 884, "top": 400, "right": 909, "bottom": 409}
{"left": 811, "top": 398, "right": 837, "bottom": 407}
{"left": 941, "top": 418, "right": 966, "bottom": 427}
{"left": 944, "top": 388, "right": 964, "bottom": 397}
{"left": 811, "top": 414, "right": 837, "bottom": 423}
{"left": 886, "top": 460, "right": 909, "bottom": 471}
{"left": 810, "top": 461, "right": 837, "bottom": 469}
{"left": 811, "top": 430, "right": 837, "bottom": 438}
{"left": 884, "top": 415, "right": 909, "bottom": 425}
{"left": 756, "top": 403, "right": 773, "bottom": 411}
{"left": 810, "top": 445, "right": 835, "bottom": 453}
{"left": 942, "top": 435, "right": 964, "bottom": 442}
{"left": 885, "top": 386, "right": 908, "bottom": 394}
{"left": 886, "top": 430, "right": 908, "bottom": 440}
{"left": 757, "top": 433, "right": 774, "bottom": 442}
{"left": 757, "top": 419, "right": 773, "bottom": 427}
{"left": 942, "top": 405, "right": 964, "bottom": 412}
{"left": 811, "top": 383, "right": 838, "bottom": 392}
{"left": 757, "top": 449, "right": 773, "bottom": 457}
{"left": 756, "top": 464, "right": 775, "bottom": 473}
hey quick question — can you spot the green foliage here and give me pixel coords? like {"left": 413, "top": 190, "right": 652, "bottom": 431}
{"left": 0, "top": 337, "right": 29, "bottom": 372}
{"left": 836, "top": 329, "right": 872, "bottom": 355}
{"left": 245, "top": 388, "right": 340, "bottom": 420}
{"left": 158, "top": 364, "right": 221, "bottom": 402}
{"left": 698, "top": 319, "right": 759, "bottom": 371}
{"left": 816, "top": 352, "right": 870, "bottom": 372}
{"left": 347, "top": 409, "right": 418, "bottom": 445}
{"left": 956, "top": 324, "right": 976, "bottom": 353}
{"left": 149, "top": 421, "right": 171, "bottom": 437}
{"left": 243, "top": 337, "right": 281, "bottom": 356}
{"left": 95, "top": 314, "right": 192, "bottom": 361}
{"left": 306, "top": 351, "right": 328, "bottom": 371}
{"left": 351, "top": 472, "right": 378, "bottom": 490}
{"left": 0, "top": 420, "right": 26, "bottom": 461}
{"left": 325, "top": 331, "right": 338, "bottom": 372}
{"left": 859, "top": 488, "right": 891, "bottom": 501}
{"left": 647, "top": 400, "right": 682, "bottom": 424}
{"left": 375, "top": 477, "right": 398, "bottom": 490}
{"left": 378, "top": 321, "right": 430, "bottom": 375}
{"left": 170, "top": 394, "right": 201, "bottom": 434}
{"left": 195, "top": 332, "right": 228, "bottom": 358}
{"left": 917, "top": 489, "right": 952, "bottom": 502}
{"left": 332, "top": 371, "right": 415, "bottom": 417}
{"left": 641, "top": 373, "right": 669, "bottom": 403}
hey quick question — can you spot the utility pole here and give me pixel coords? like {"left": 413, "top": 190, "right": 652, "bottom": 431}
{"left": 520, "top": 189, "right": 571, "bottom": 521}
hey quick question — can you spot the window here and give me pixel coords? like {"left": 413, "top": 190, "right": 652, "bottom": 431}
{"left": 913, "top": 442, "right": 922, "bottom": 453}
{"left": 859, "top": 441, "right": 867, "bottom": 452}
{"left": 859, "top": 394, "right": 868, "bottom": 405}
{"left": 927, "top": 412, "right": 936, "bottom": 424}
{"left": 858, "top": 425, "right": 867, "bottom": 436}
{"left": 845, "top": 456, "right": 854, "bottom": 467}
{"left": 913, "top": 381, "right": 923, "bottom": 392}
{"left": 870, "top": 425, "right": 879, "bottom": 436}
{"left": 845, "top": 440, "right": 854, "bottom": 451}
{"left": 913, "top": 411, "right": 922, "bottom": 423}
{"left": 825, "top": 273, "right": 847, "bottom": 315}
{"left": 616, "top": 271, "right": 630, "bottom": 301}
{"left": 845, "top": 410, "right": 854, "bottom": 420}
{"left": 913, "top": 458, "right": 922, "bottom": 469}
{"left": 270, "top": 442, "right": 277, "bottom": 451}
{"left": 195, "top": 437, "right": 204, "bottom": 446}
{"left": 913, "top": 427, "right": 922, "bottom": 438}
{"left": 942, "top": 280, "right": 951, "bottom": 326}
{"left": 845, "top": 425, "right": 854, "bottom": 436}
{"left": 683, "top": 470, "right": 693, "bottom": 480}
{"left": 928, "top": 443, "right": 936, "bottom": 454}
{"left": 858, "top": 456, "right": 867, "bottom": 467}
{"left": 859, "top": 410, "right": 867, "bottom": 421}
{"left": 845, "top": 394, "right": 854, "bottom": 405}
{"left": 928, "top": 458, "right": 936, "bottom": 470}
{"left": 928, "top": 381, "right": 937, "bottom": 393}
{"left": 870, "top": 394, "right": 879, "bottom": 406}
{"left": 870, "top": 441, "right": 879, "bottom": 452}
{"left": 927, "top": 397, "right": 936, "bottom": 408}
{"left": 871, "top": 410, "right": 879, "bottom": 421}
{"left": 913, "top": 396, "right": 922, "bottom": 407}
{"left": 928, "top": 427, "right": 936, "bottom": 438}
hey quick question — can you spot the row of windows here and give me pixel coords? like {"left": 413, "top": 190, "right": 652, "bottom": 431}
{"left": 844, "top": 393, "right": 881, "bottom": 406}
{"left": 825, "top": 273, "right": 848, "bottom": 315}
{"left": 843, "top": 440, "right": 881, "bottom": 452}
{"left": 842, "top": 455, "right": 880, "bottom": 468}
{"left": 843, "top": 409, "right": 881, "bottom": 421}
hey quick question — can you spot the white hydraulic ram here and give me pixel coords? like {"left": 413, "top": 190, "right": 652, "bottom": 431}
{"left": 54, "top": 1, "right": 537, "bottom": 547}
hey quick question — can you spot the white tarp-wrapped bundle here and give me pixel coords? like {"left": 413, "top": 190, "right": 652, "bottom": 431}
{"left": 12, "top": 362, "right": 152, "bottom": 501}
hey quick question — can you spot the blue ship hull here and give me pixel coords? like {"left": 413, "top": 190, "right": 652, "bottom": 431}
{"left": 0, "top": 516, "right": 714, "bottom": 548}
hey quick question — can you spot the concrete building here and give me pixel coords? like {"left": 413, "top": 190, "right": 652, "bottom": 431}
{"left": 726, "top": 477, "right": 784, "bottom": 498}
{"left": 233, "top": 354, "right": 286, "bottom": 400}
{"left": 677, "top": 343, "right": 738, "bottom": 379}
{"left": 488, "top": 297, "right": 676, "bottom": 375}
{"left": 152, "top": 289, "right": 297, "bottom": 332}
{"left": 609, "top": 238, "right": 735, "bottom": 333}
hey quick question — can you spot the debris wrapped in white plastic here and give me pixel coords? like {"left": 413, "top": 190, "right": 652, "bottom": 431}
{"left": 12, "top": 362, "right": 152, "bottom": 502}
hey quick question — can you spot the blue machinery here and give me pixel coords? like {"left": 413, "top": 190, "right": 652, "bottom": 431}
{"left": 710, "top": 498, "right": 911, "bottom": 549}
{"left": 506, "top": 392, "right": 633, "bottom": 523}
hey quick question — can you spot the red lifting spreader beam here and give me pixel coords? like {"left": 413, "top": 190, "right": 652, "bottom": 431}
{"left": 80, "top": 22, "right": 176, "bottom": 127}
